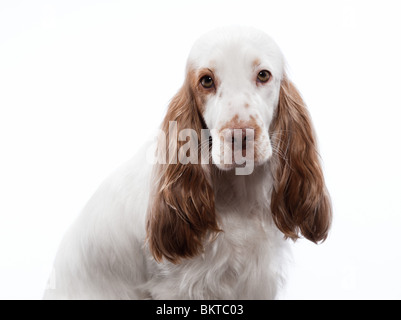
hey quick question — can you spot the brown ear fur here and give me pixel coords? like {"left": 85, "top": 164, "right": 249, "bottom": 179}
{"left": 270, "top": 76, "right": 332, "bottom": 243}
{"left": 146, "top": 78, "right": 220, "bottom": 264}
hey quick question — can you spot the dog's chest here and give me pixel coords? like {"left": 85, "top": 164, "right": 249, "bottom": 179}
{"left": 147, "top": 211, "right": 287, "bottom": 299}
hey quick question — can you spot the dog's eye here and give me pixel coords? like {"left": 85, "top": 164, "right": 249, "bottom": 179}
{"left": 257, "top": 70, "right": 271, "bottom": 83}
{"left": 200, "top": 76, "right": 214, "bottom": 89}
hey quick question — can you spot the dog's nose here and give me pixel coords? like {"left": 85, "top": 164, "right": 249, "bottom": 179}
{"left": 226, "top": 128, "right": 254, "bottom": 150}
{"left": 230, "top": 128, "right": 246, "bottom": 149}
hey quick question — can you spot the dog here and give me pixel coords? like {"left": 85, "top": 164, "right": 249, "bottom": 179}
{"left": 44, "top": 26, "right": 331, "bottom": 300}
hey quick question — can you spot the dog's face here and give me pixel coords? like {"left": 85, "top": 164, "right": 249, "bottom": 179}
{"left": 187, "top": 27, "right": 285, "bottom": 171}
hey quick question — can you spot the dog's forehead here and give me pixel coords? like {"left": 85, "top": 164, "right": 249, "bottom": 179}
{"left": 187, "top": 27, "right": 284, "bottom": 78}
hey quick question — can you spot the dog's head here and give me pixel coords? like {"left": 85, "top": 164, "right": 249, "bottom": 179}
{"left": 187, "top": 27, "right": 283, "bottom": 172}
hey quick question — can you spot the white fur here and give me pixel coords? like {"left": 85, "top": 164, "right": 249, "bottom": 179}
{"left": 44, "top": 27, "right": 292, "bottom": 300}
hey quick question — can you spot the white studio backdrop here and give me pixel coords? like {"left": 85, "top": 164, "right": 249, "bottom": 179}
{"left": 1, "top": 0, "right": 401, "bottom": 299}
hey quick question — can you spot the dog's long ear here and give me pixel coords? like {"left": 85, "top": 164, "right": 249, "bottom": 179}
{"left": 269, "top": 75, "right": 332, "bottom": 243}
{"left": 146, "top": 77, "right": 220, "bottom": 264}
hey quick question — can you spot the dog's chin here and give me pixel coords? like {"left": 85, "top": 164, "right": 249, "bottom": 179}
{"left": 212, "top": 156, "right": 269, "bottom": 172}
{"left": 213, "top": 162, "right": 240, "bottom": 172}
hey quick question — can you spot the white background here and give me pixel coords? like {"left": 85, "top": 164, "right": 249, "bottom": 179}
{"left": 1, "top": 0, "right": 401, "bottom": 300}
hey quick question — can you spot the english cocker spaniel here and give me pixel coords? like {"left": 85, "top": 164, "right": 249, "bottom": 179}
{"left": 44, "top": 26, "right": 332, "bottom": 300}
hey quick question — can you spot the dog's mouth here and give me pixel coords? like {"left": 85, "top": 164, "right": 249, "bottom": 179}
{"left": 208, "top": 127, "right": 272, "bottom": 175}
{"left": 210, "top": 132, "right": 268, "bottom": 175}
